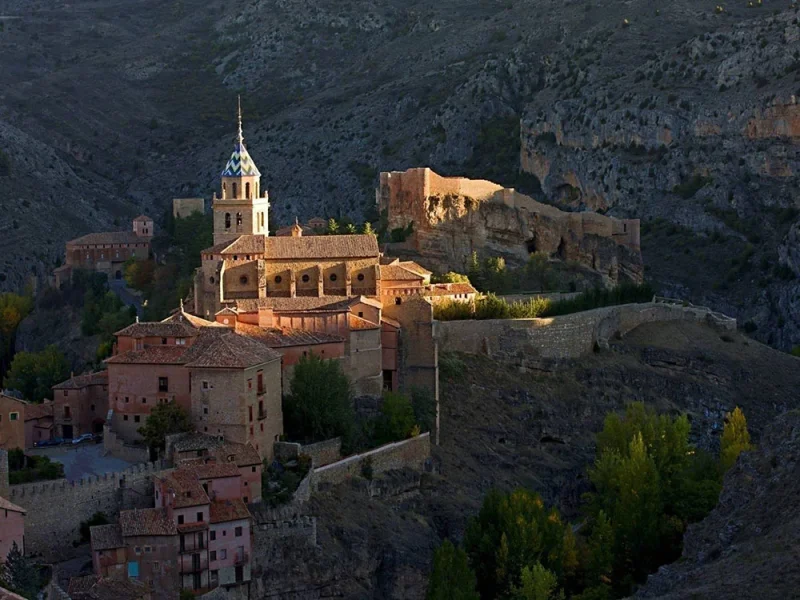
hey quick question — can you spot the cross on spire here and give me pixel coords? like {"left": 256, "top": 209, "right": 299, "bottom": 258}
{"left": 237, "top": 95, "right": 244, "bottom": 145}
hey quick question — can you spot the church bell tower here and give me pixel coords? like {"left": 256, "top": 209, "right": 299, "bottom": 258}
{"left": 212, "top": 97, "right": 270, "bottom": 245}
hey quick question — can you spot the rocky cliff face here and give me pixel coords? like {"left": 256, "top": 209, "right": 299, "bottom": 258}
{"left": 634, "top": 409, "right": 800, "bottom": 600}
{"left": 520, "top": 7, "right": 800, "bottom": 348}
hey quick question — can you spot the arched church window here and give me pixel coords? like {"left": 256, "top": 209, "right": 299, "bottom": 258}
{"left": 232, "top": 182, "right": 238, "bottom": 198}
{"left": 222, "top": 182, "right": 227, "bottom": 198}
{"left": 260, "top": 213, "right": 265, "bottom": 228}
{"left": 236, "top": 212, "right": 243, "bottom": 226}
{"left": 395, "top": 297, "right": 402, "bottom": 305}
{"left": 246, "top": 182, "right": 251, "bottom": 198}
{"left": 225, "top": 213, "right": 231, "bottom": 229}
{"left": 302, "top": 274, "right": 310, "bottom": 283}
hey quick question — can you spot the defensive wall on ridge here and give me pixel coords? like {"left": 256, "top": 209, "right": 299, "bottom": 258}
{"left": 8, "top": 461, "right": 169, "bottom": 561}
{"left": 435, "top": 302, "right": 737, "bottom": 364}
{"left": 273, "top": 437, "right": 342, "bottom": 468}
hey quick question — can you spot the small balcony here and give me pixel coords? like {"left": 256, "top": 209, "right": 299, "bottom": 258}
{"left": 180, "top": 555, "right": 209, "bottom": 574}
{"left": 234, "top": 552, "right": 249, "bottom": 566}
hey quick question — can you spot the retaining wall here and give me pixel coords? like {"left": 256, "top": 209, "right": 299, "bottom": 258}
{"left": 9, "top": 461, "right": 169, "bottom": 561}
{"left": 435, "top": 302, "right": 736, "bottom": 363}
{"left": 103, "top": 424, "right": 150, "bottom": 463}
{"left": 273, "top": 438, "right": 342, "bottom": 468}
{"left": 312, "top": 433, "right": 430, "bottom": 490}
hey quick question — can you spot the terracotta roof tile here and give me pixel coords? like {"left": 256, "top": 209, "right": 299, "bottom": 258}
{"left": 423, "top": 282, "right": 478, "bottom": 296}
{"left": 234, "top": 322, "right": 345, "bottom": 347}
{"left": 381, "top": 316, "right": 401, "bottom": 329}
{"left": 169, "top": 433, "right": 262, "bottom": 467}
{"left": 114, "top": 321, "right": 200, "bottom": 339}
{"left": 398, "top": 261, "right": 432, "bottom": 276}
{"left": 183, "top": 332, "right": 281, "bottom": 368}
{"left": 210, "top": 499, "right": 251, "bottom": 524}
{"left": 90, "top": 524, "right": 123, "bottom": 551}
{"left": 68, "top": 231, "right": 146, "bottom": 246}
{"left": 105, "top": 346, "right": 189, "bottom": 365}
{"left": 52, "top": 371, "right": 108, "bottom": 390}
{"left": 119, "top": 508, "right": 177, "bottom": 537}
{"left": 380, "top": 264, "right": 426, "bottom": 281}
{"left": 24, "top": 402, "right": 53, "bottom": 421}
{"left": 349, "top": 314, "right": 380, "bottom": 330}
{"left": 233, "top": 296, "right": 354, "bottom": 313}
{"left": 189, "top": 462, "right": 241, "bottom": 479}
{"left": 265, "top": 234, "right": 379, "bottom": 260}
{"left": 156, "top": 470, "right": 209, "bottom": 508}
{"left": 162, "top": 310, "right": 224, "bottom": 329}
{"left": 0, "top": 496, "right": 26, "bottom": 514}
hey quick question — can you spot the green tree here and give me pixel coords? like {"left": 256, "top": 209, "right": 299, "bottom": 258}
{"left": 465, "top": 489, "right": 577, "bottom": 599}
{"left": 512, "top": 563, "right": 562, "bottom": 600}
{"left": 524, "top": 252, "right": 554, "bottom": 292}
{"left": 283, "top": 353, "right": 354, "bottom": 444}
{"left": 361, "top": 221, "right": 376, "bottom": 236}
{"left": 3, "top": 345, "right": 70, "bottom": 401}
{"left": 375, "top": 392, "right": 416, "bottom": 444}
{"left": 0, "top": 541, "right": 41, "bottom": 599}
{"left": 137, "top": 401, "right": 192, "bottom": 454}
{"left": 426, "top": 539, "right": 480, "bottom": 600}
{"left": 720, "top": 407, "right": 753, "bottom": 471}
{"left": 0, "top": 292, "right": 34, "bottom": 378}
{"left": 410, "top": 386, "right": 436, "bottom": 433}
{"left": 345, "top": 223, "right": 358, "bottom": 234}
{"left": 431, "top": 272, "right": 470, "bottom": 284}
{"left": 327, "top": 218, "right": 340, "bottom": 235}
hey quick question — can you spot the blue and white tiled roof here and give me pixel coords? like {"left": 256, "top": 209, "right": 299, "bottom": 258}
{"left": 221, "top": 142, "right": 261, "bottom": 177}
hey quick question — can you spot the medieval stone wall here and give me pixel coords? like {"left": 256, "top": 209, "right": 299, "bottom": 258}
{"left": 311, "top": 433, "right": 430, "bottom": 491}
{"left": 8, "top": 461, "right": 169, "bottom": 561}
{"left": 435, "top": 302, "right": 737, "bottom": 365}
{"left": 273, "top": 438, "right": 342, "bottom": 468}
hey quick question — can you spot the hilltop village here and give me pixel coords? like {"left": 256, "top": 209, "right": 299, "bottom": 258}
{"left": 0, "top": 110, "right": 663, "bottom": 599}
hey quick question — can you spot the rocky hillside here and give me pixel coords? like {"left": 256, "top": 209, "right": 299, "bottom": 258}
{"left": 634, "top": 409, "right": 800, "bottom": 600}
{"left": 521, "top": 5, "right": 800, "bottom": 349}
{"left": 255, "top": 320, "right": 800, "bottom": 598}
{"left": 2, "top": 1, "right": 793, "bottom": 338}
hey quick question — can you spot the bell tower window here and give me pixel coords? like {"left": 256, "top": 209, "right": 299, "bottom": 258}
{"left": 225, "top": 213, "right": 231, "bottom": 229}
{"left": 236, "top": 212, "right": 243, "bottom": 226}
{"left": 232, "top": 182, "right": 238, "bottom": 198}
{"left": 222, "top": 182, "right": 227, "bottom": 199}
{"left": 246, "top": 182, "right": 251, "bottom": 199}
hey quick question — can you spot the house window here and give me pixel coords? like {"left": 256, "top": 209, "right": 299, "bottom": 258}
{"left": 210, "top": 551, "right": 217, "bottom": 561}
{"left": 395, "top": 297, "right": 402, "bottom": 305}
{"left": 244, "top": 496, "right": 248, "bottom": 503}
{"left": 197, "top": 512, "right": 204, "bottom": 522}
{"left": 236, "top": 212, "right": 242, "bottom": 226}
{"left": 257, "top": 371, "right": 264, "bottom": 394}
{"left": 329, "top": 273, "right": 337, "bottom": 282}
{"left": 225, "top": 213, "right": 231, "bottom": 229}
{"left": 248, "top": 406, "right": 253, "bottom": 422}
{"left": 210, "top": 531, "right": 216, "bottom": 541}
{"left": 127, "top": 562, "right": 139, "bottom": 578}
{"left": 134, "top": 416, "right": 140, "bottom": 423}
{"left": 159, "top": 377, "right": 169, "bottom": 392}
{"left": 176, "top": 338, "right": 186, "bottom": 346}
{"left": 64, "top": 406, "right": 71, "bottom": 418}
{"left": 142, "top": 398, "right": 147, "bottom": 404}
{"left": 10, "top": 412, "right": 19, "bottom": 421}
{"left": 144, "top": 546, "right": 152, "bottom": 553}
{"left": 90, "top": 404, "right": 95, "bottom": 411}
{"left": 220, "top": 549, "right": 227, "bottom": 560}
{"left": 123, "top": 415, "right": 129, "bottom": 421}
{"left": 63, "top": 390, "right": 68, "bottom": 397}
{"left": 203, "top": 407, "right": 208, "bottom": 414}
{"left": 134, "top": 546, "right": 141, "bottom": 555}
{"left": 358, "top": 312, "right": 363, "bottom": 317}
{"left": 178, "top": 515, "right": 184, "bottom": 525}
{"left": 235, "top": 526, "right": 242, "bottom": 537}
{"left": 125, "top": 397, "right": 129, "bottom": 403}
{"left": 161, "top": 337, "right": 167, "bottom": 345}
{"left": 247, "top": 379, "right": 252, "bottom": 390}
{"left": 357, "top": 273, "right": 365, "bottom": 281}
{"left": 252, "top": 467, "right": 256, "bottom": 473}
{"left": 202, "top": 381, "right": 209, "bottom": 390}
{"left": 302, "top": 274, "right": 309, "bottom": 283}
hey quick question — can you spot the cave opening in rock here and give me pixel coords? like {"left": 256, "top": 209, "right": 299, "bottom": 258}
{"left": 526, "top": 237, "right": 537, "bottom": 254}
{"left": 557, "top": 238, "right": 567, "bottom": 260}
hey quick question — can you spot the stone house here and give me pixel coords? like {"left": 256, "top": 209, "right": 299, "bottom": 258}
{"left": 51, "top": 371, "right": 108, "bottom": 440}
{"left": 53, "top": 215, "right": 154, "bottom": 287}
{"left": 0, "top": 496, "right": 25, "bottom": 562}
{"left": 0, "top": 394, "right": 54, "bottom": 449}
{"left": 91, "top": 461, "right": 253, "bottom": 596}
{"left": 104, "top": 309, "right": 283, "bottom": 459}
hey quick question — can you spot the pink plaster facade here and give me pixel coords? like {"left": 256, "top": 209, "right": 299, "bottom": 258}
{"left": 0, "top": 503, "right": 25, "bottom": 561}
{"left": 208, "top": 518, "right": 251, "bottom": 586}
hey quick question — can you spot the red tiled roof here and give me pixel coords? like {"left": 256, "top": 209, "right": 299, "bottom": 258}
{"left": 234, "top": 322, "right": 345, "bottom": 347}
{"left": 0, "top": 496, "right": 26, "bottom": 514}
{"left": 105, "top": 346, "right": 188, "bottom": 365}
{"left": 162, "top": 310, "right": 224, "bottom": 329}
{"left": 24, "top": 402, "right": 53, "bottom": 421}
{"left": 233, "top": 296, "right": 355, "bottom": 313}
{"left": 381, "top": 316, "right": 401, "bottom": 329}
{"left": 52, "top": 371, "right": 108, "bottom": 390}
{"left": 189, "top": 462, "right": 241, "bottom": 479}
{"left": 67, "top": 231, "right": 145, "bottom": 246}
{"left": 170, "top": 433, "right": 261, "bottom": 467}
{"left": 349, "top": 314, "right": 380, "bottom": 331}
{"left": 119, "top": 508, "right": 177, "bottom": 537}
{"left": 114, "top": 321, "right": 201, "bottom": 339}
{"left": 380, "top": 264, "right": 426, "bottom": 281}
{"left": 423, "top": 282, "right": 478, "bottom": 296}
{"left": 90, "top": 524, "right": 123, "bottom": 551}
{"left": 398, "top": 261, "right": 432, "bottom": 276}
{"left": 264, "top": 234, "right": 379, "bottom": 260}
{"left": 183, "top": 332, "right": 281, "bottom": 368}
{"left": 156, "top": 470, "right": 209, "bottom": 508}
{"left": 133, "top": 215, "right": 152, "bottom": 222}
{"left": 210, "top": 499, "right": 251, "bottom": 524}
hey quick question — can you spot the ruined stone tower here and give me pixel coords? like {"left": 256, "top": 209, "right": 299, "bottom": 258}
{"left": 212, "top": 97, "right": 270, "bottom": 245}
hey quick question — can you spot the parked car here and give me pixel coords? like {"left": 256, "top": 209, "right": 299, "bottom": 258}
{"left": 71, "top": 433, "right": 94, "bottom": 445}
{"left": 35, "top": 437, "right": 64, "bottom": 447}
